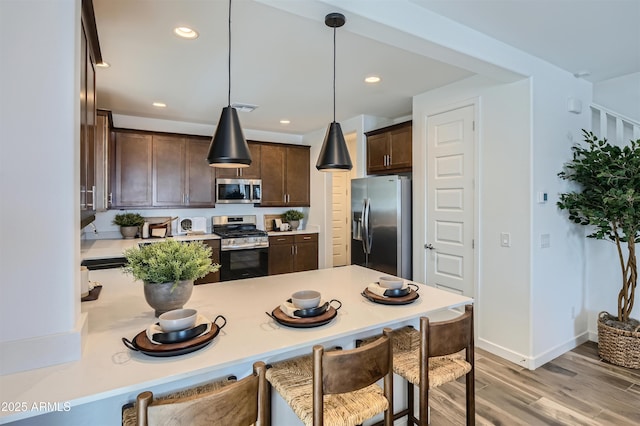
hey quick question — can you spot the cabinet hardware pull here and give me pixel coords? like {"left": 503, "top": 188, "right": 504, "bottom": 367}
{"left": 303, "top": 236, "right": 310, "bottom": 240}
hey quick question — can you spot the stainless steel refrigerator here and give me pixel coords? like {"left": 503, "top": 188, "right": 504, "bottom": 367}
{"left": 351, "top": 175, "right": 412, "bottom": 278}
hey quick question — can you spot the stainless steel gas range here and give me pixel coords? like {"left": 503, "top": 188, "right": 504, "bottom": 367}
{"left": 212, "top": 215, "right": 269, "bottom": 281}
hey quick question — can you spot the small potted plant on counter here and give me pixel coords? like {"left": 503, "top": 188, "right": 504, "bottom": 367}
{"left": 282, "top": 209, "right": 304, "bottom": 231}
{"left": 123, "top": 239, "right": 220, "bottom": 316}
{"left": 113, "top": 212, "right": 145, "bottom": 239}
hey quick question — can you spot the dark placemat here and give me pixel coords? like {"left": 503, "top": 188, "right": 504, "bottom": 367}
{"left": 361, "top": 287, "right": 419, "bottom": 305}
{"left": 271, "top": 306, "right": 337, "bottom": 328}
{"left": 81, "top": 285, "right": 102, "bottom": 302}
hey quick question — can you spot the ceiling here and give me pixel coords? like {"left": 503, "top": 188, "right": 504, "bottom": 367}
{"left": 93, "top": 0, "right": 640, "bottom": 135}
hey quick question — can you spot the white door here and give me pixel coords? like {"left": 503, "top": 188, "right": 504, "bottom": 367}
{"left": 426, "top": 105, "right": 475, "bottom": 296}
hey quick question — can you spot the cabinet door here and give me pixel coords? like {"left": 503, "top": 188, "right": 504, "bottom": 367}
{"left": 186, "top": 137, "right": 215, "bottom": 207}
{"left": 260, "top": 144, "right": 286, "bottom": 206}
{"left": 153, "top": 135, "right": 186, "bottom": 206}
{"left": 195, "top": 239, "right": 221, "bottom": 284}
{"left": 268, "top": 235, "right": 294, "bottom": 275}
{"left": 293, "top": 234, "right": 318, "bottom": 272}
{"left": 113, "top": 132, "right": 153, "bottom": 207}
{"left": 80, "top": 27, "right": 88, "bottom": 211}
{"left": 285, "top": 145, "right": 310, "bottom": 206}
{"left": 94, "top": 111, "right": 109, "bottom": 211}
{"left": 241, "top": 142, "right": 262, "bottom": 179}
{"left": 86, "top": 55, "right": 96, "bottom": 210}
{"left": 388, "top": 125, "right": 412, "bottom": 171}
{"left": 366, "top": 133, "right": 389, "bottom": 174}
{"left": 214, "top": 141, "right": 262, "bottom": 179}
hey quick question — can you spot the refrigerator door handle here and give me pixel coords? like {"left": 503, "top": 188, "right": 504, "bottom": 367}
{"left": 363, "top": 198, "right": 372, "bottom": 254}
{"left": 360, "top": 199, "right": 368, "bottom": 254}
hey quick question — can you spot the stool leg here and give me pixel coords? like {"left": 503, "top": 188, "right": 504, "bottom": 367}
{"left": 407, "top": 381, "right": 417, "bottom": 425}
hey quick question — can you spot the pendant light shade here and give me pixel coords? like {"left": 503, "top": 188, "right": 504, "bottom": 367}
{"left": 316, "top": 122, "right": 351, "bottom": 171}
{"left": 207, "top": 0, "right": 251, "bottom": 168}
{"left": 316, "top": 12, "right": 352, "bottom": 172}
{"left": 208, "top": 106, "right": 251, "bottom": 167}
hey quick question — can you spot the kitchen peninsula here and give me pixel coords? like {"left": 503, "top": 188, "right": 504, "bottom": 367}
{"left": 0, "top": 266, "right": 472, "bottom": 425}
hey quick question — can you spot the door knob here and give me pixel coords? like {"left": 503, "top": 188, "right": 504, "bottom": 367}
{"left": 424, "top": 243, "right": 435, "bottom": 250}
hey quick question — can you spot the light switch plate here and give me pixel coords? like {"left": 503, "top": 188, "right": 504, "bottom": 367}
{"left": 500, "top": 232, "right": 511, "bottom": 247}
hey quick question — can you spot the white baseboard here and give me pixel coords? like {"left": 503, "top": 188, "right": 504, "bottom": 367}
{"left": 477, "top": 331, "right": 590, "bottom": 370}
{"left": 0, "top": 313, "right": 88, "bottom": 375}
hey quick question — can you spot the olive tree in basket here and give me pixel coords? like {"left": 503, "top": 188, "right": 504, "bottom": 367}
{"left": 557, "top": 130, "right": 639, "bottom": 367}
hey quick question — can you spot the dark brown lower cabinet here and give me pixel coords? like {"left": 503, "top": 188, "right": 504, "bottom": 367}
{"left": 195, "top": 239, "right": 221, "bottom": 284}
{"left": 268, "top": 233, "right": 318, "bottom": 276}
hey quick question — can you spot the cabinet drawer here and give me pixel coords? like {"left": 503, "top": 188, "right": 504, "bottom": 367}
{"left": 269, "top": 235, "right": 295, "bottom": 245}
{"left": 294, "top": 233, "right": 317, "bottom": 243}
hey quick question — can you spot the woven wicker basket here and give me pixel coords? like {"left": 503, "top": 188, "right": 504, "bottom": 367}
{"left": 597, "top": 311, "right": 640, "bottom": 369}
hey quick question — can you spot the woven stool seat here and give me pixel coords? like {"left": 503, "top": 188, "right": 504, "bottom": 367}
{"left": 391, "top": 327, "right": 472, "bottom": 387}
{"left": 266, "top": 353, "right": 389, "bottom": 426}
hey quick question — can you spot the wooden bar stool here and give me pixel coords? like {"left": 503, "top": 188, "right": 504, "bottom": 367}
{"left": 122, "top": 361, "right": 270, "bottom": 426}
{"left": 393, "top": 305, "right": 475, "bottom": 425}
{"left": 266, "top": 329, "right": 394, "bottom": 426}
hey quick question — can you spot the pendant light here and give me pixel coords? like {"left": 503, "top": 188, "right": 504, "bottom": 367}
{"left": 207, "top": 0, "right": 251, "bottom": 168}
{"left": 316, "top": 12, "right": 352, "bottom": 172}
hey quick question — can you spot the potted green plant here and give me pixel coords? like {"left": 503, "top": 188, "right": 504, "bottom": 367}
{"left": 282, "top": 209, "right": 304, "bottom": 231}
{"left": 113, "top": 212, "right": 145, "bottom": 239}
{"left": 557, "top": 130, "right": 639, "bottom": 368}
{"left": 122, "top": 239, "right": 220, "bottom": 316}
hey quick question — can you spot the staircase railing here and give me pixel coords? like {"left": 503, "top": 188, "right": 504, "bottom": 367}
{"left": 590, "top": 103, "right": 640, "bottom": 143}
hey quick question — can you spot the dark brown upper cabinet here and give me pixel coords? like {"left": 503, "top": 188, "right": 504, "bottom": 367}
{"left": 260, "top": 143, "right": 310, "bottom": 207}
{"left": 365, "top": 121, "right": 412, "bottom": 175}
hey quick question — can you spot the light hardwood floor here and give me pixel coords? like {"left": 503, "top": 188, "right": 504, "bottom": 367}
{"left": 428, "top": 342, "right": 640, "bottom": 425}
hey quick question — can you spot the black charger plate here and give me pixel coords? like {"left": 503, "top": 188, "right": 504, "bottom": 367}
{"left": 152, "top": 323, "right": 208, "bottom": 344}
{"left": 287, "top": 299, "right": 342, "bottom": 318}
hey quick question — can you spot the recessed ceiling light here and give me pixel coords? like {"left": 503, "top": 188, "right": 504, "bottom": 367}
{"left": 96, "top": 61, "right": 110, "bottom": 68}
{"left": 364, "top": 75, "right": 381, "bottom": 84}
{"left": 280, "top": 120, "right": 291, "bottom": 125}
{"left": 174, "top": 26, "right": 199, "bottom": 39}
{"left": 152, "top": 102, "right": 167, "bottom": 108}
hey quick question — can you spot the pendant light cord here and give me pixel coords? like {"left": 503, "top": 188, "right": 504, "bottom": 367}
{"left": 332, "top": 25, "right": 336, "bottom": 123}
{"left": 227, "top": 0, "right": 232, "bottom": 107}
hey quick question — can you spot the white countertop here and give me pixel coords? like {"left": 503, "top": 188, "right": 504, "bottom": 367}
{"left": 0, "top": 266, "right": 471, "bottom": 424}
{"left": 81, "top": 234, "right": 221, "bottom": 260}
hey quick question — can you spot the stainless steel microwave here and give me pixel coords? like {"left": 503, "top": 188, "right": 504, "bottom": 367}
{"left": 215, "top": 178, "right": 261, "bottom": 204}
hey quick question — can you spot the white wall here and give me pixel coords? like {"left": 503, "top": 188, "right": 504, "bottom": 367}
{"left": 0, "top": 0, "right": 86, "bottom": 374}
{"left": 593, "top": 72, "right": 640, "bottom": 122}
{"left": 529, "top": 69, "right": 592, "bottom": 364}
{"left": 413, "top": 75, "right": 534, "bottom": 363}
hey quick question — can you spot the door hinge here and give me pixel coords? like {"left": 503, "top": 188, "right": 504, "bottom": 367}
{"left": 472, "top": 120, "right": 475, "bottom": 131}
{"left": 472, "top": 239, "right": 475, "bottom": 249}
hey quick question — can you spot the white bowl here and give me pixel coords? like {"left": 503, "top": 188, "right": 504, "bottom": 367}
{"left": 159, "top": 308, "right": 198, "bottom": 332}
{"left": 378, "top": 276, "right": 404, "bottom": 289}
{"left": 291, "top": 290, "right": 321, "bottom": 309}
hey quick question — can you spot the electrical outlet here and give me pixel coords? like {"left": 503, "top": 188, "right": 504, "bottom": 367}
{"left": 540, "top": 233, "right": 550, "bottom": 248}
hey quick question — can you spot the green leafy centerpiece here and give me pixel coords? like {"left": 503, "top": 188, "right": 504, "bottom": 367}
{"left": 282, "top": 209, "right": 304, "bottom": 231}
{"left": 113, "top": 212, "right": 145, "bottom": 239}
{"left": 123, "top": 239, "right": 220, "bottom": 316}
{"left": 557, "top": 130, "right": 639, "bottom": 368}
